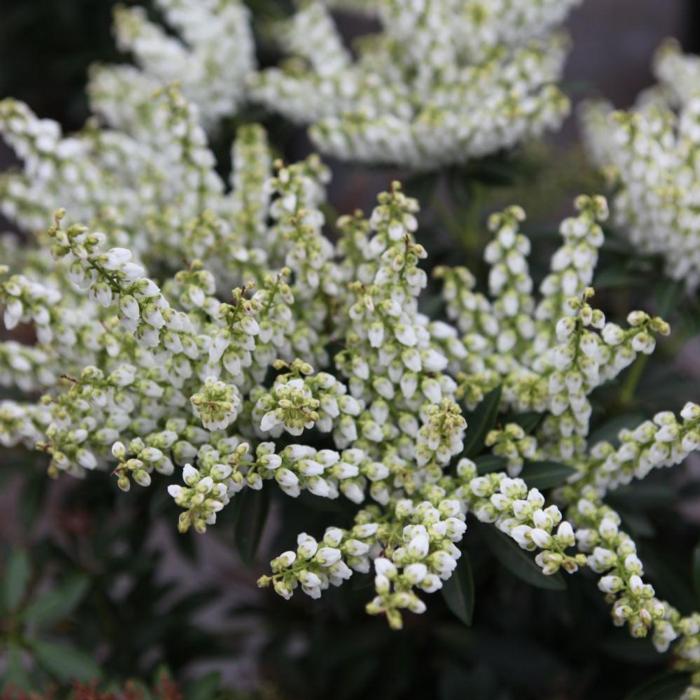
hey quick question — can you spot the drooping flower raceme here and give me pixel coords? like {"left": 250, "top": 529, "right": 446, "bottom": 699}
{"left": 251, "top": 0, "right": 580, "bottom": 168}
{"left": 90, "top": 0, "right": 255, "bottom": 128}
{"left": 581, "top": 39, "right": 700, "bottom": 290}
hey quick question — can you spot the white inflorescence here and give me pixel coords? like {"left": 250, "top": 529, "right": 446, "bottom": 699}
{"left": 582, "top": 39, "right": 700, "bottom": 291}
{"left": 89, "top": 0, "right": 255, "bottom": 129}
{"left": 1, "top": 9, "right": 700, "bottom": 698}
{"left": 250, "top": 0, "right": 580, "bottom": 168}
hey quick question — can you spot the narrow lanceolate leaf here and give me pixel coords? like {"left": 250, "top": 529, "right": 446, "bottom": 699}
{"left": 693, "top": 542, "right": 700, "bottom": 605}
{"left": 508, "top": 411, "right": 543, "bottom": 434}
{"left": 21, "top": 575, "right": 89, "bottom": 628}
{"left": 463, "top": 386, "right": 502, "bottom": 457}
{"left": 30, "top": 640, "right": 101, "bottom": 681}
{"left": 474, "top": 454, "right": 507, "bottom": 475}
{"left": 589, "top": 412, "right": 645, "bottom": 446}
{"left": 4, "top": 643, "right": 31, "bottom": 690}
{"left": 441, "top": 551, "right": 475, "bottom": 626}
{"left": 519, "top": 461, "right": 576, "bottom": 490}
{"left": 3, "top": 548, "right": 31, "bottom": 612}
{"left": 480, "top": 526, "right": 566, "bottom": 591}
{"left": 234, "top": 487, "right": 271, "bottom": 565}
{"left": 625, "top": 671, "right": 692, "bottom": 700}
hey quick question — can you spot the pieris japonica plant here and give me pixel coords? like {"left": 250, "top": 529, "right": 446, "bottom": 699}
{"left": 250, "top": 0, "right": 579, "bottom": 168}
{"left": 1, "top": 68, "right": 700, "bottom": 694}
{"left": 2, "top": 2, "right": 700, "bottom": 698}
{"left": 582, "top": 39, "right": 700, "bottom": 291}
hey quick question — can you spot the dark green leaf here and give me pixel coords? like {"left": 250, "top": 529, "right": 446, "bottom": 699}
{"left": 589, "top": 413, "right": 646, "bottom": 446}
{"left": 655, "top": 279, "right": 684, "bottom": 318}
{"left": 617, "top": 509, "right": 655, "bottom": 539}
{"left": 641, "top": 549, "right": 696, "bottom": 615}
{"left": 601, "top": 633, "right": 668, "bottom": 665}
{"left": 234, "top": 487, "right": 270, "bottom": 565}
{"left": 507, "top": 412, "right": 543, "bottom": 433}
{"left": 625, "top": 672, "right": 691, "bottom": 700}
{"left": 463, "top": 386, "right": 502, "bottom": 457}
{"left": 2, "top": 643, "right": 31, "bottom": 691}
{"left": 693, "top": 543, "right": 700, "bottom": 604}
{"left": 441, "top": 551, "right": 474, "bottom": 626}
{"left": 475, "top": 454, "right": 507, "bottom": 474}
{"left": 31, "top": 640, "right": 100, "bottom": 681}
{"left": 519, "top": 460, "right": 576, "bottom": 490}
{"left": 19, "top": 472, "right": 49, "bottom": 530}
{"left": 609, "top": 482, "right": 676, "bottom": 510}
{"left": 186, "top": 671, "right": 222, "bottom": 700}
{"left": 594, "top": 268, "right": 647, "bottom": 289}
{"left": 21, "top": 575, "right": 88, "bottom": 628}
{"left": 3, "top": 548, "right": 30, "bottom": 612}
{"left": 480, "top": 526, "right": 566, "bottom": 591}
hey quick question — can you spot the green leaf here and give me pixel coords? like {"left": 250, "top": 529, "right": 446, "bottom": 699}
{"left": 594, "top": 267, "right": 648, "bottom": 290}
{"left": 655, "top": 279, "right": 684, "bottom": 318}
{"left": 3, "top": 548, "right": 30, "bottom": 612}
{"left": 21, "top": 575, "right": 89, "bottom": 629}
{"left": 234, "top": 487, "right": 270, "bottom": 565}
{"left": 589, "top": 413, "right": 645, "bottom": 446}
{"left": 609, "top": 482, "right": 676, "bottom": 510}
{"left": 30, "top": 640, "right": 101, "bottom": 682}
{"left": 441, "top": 551, "right": 474, "bottom": 626}
{"left": 186, "top": 671, "right": 222, "bottom": 700}
{"left": 2, "top": 643, "right": 31, "bottom": 691}
{"left": 519, "top": 461, "right": 576, "bottom": 490}
{"left": 601, "top": 633, "right": 668, "bottom": 665}
{"left": 474, "top": 454, "right": 507, "bottom": 474}
{"left": 625, "top": 672, "right": 691, "bottom": 700}
{"left": 463, "top": 386, "right": 502, "bottom": 457}
{"left": 480, "top": 526, "right": 566, "bottom": 591}
{"left": 19, "top": 471, "right": 49, "bottom": 530}
{"left": 693, "top": 543, "right": 700, "bottom": 604}
{"left": 617, "top": 509, "right": 655, "bottom": 539}
{"left": 507, "top": 412, "right": 543, "bottom": 433}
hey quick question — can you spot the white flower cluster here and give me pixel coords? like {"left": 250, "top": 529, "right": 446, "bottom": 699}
{"left": 436, "top": 198, "right": 670, "bottom": 461}
{"left": 581, "top": 39, "right": 700, "bottom": 290}
{"left": 485, "top": 422, "right": 539, "bottom": 475}
{"left": 560, "top": 477, "right": 700, "bottom": 695}
{"left": 1, "top": 46, "right": 700, "bottom": 695}
{"left": 0, "top": 85, "right": 225, "bottom": 254}
{"left": 90, "top": 0, "right": 255, "bottom": 128}
{"left": 250, "top": 0, "right": 579, "bottom": 168}
{"left": 568, "top": 402, "right": 700, "bottom": 496}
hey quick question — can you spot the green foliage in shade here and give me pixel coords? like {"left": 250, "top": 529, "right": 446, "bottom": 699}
{"left": 233, "top": 486, "right": 271, "bottom": 565}
{"left": 3, "top": 644, "right": 31, "bottom": 691}
{"left": 29, "top": 639, "right": 101, "bottom": 682}
{"left": 625, "top": 672, "right": 693, "bottom": 700}
{"left": 441, "top": 551, "right": 475, "bottom": 626}
{"left": 480, "top": 526, "right": 566, "bottom": 591}
{"left": 519, "top": 460, "right": 576, "bottom": 490}
{"left": 507, "top": 411, "right": 544, "bottom": 434}
{"left": 3, "top": 548, "right": 30, "bottom": 612}
{"left": 186, "top": 671, "right": 227, "bottom": 700}
{"left": 693, "top": 543, "right": 700, "bottom": 606}
{"left": 463, "top": 386, "right": 502, "bottom": 458}
{"left": 21, "top": 575, "right": 88, "bottom": 628}
{"left": 474, "top": 454, "right": 508, "bottom": 474}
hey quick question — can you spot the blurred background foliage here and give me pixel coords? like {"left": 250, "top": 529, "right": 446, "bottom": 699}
{"left": 2, "top": 1, "right": 700, "bottom": 698}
